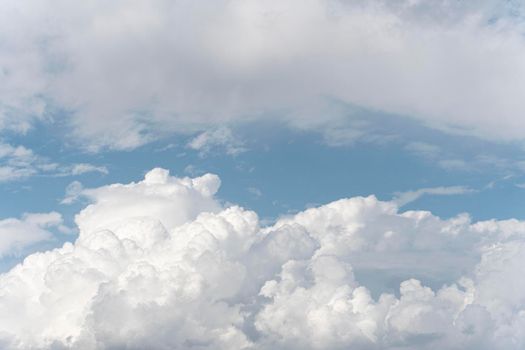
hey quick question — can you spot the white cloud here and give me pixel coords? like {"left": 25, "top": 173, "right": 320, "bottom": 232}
{"left": 393, "top": 185, "right": 476, "bottom": 206}
{"left": 0, "top": 169, "right": 525, "bottom": 348}
{"left": 2, "top": 1, "right": 525, "bottom": 149}
{"left": 68, "top": 163, "right": 108, "bottom": 176}
{"left": 0, "top": 143, "right": 45, "bottom": 182}
{"left": 187, "top": 127, "right": 246, "bottom": 157}
{"left": 75, "top": 168, "right": 222, "bottom": 234}
{"left": 0, "top": 212, "right": 62, "bottom": 256}
{"left": 0, "top": 142, "right": 108, "bottom": 182}
{"left": 61, "top": 180, "right": 84, "bottom": 205}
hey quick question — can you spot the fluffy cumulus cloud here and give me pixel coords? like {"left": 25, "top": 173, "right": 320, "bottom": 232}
{"left": 1, "top": 168, "right": 525, "bottom": 349}
{"left": 1, "top": 0, "right": 525, "bottom": 150}
{"left": 75, "top": 167, "right": 222, "bottom": 234}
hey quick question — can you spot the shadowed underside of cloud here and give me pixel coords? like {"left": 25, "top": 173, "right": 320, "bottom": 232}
{"left": 2, "top": 0, "right": 525, "bottom": 150}
{"left": 1, "top": 169, "right": 525, "bottom": 349}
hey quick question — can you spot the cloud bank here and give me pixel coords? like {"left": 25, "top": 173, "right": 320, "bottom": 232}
{"left": 1, "top": 168, "right": 525, "bottom": 349}
{"left": 2, "top": 0, "right": 525, "bottom": 150}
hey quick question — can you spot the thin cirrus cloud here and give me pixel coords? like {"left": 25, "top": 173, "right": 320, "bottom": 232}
{"left": 1, "top": 168, "right": 525, "bottom": 349}
{"left": 393, "top": 185, "right": 477, "bottom": 207}
{"left": 1, "top": 0, "right": 525, "bottom": 150}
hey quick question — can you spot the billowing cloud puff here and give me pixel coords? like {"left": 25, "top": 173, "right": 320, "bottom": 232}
{"left": 76, "top": 167, "right": 221, "bottom": 234}
{"left": 2, "top": 0, "right": 525, "bottom": 149}
{"left": 1, "top": 168, "right": 525, "bottom": 349}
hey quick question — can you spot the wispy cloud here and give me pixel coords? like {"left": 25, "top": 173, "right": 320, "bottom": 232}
{"left": 61, "top": 181, "right": 84, "bottom": 205}
{"left": 247, "top": 186, "right": 262, "bottom": 199}
{"left": 67, "top": 163, "right": 108, "bottom": 176}
{"left": 0, "top": 142, "right": 107, "bottom": 182}
{"left": 405, "top": 142, "right": 471, "bottom": 171}
{"left": 186, "top": 127, "right": 246, "bottom": 157}
{"left": 393, "top": 185, "right": 476, "bottom": 207}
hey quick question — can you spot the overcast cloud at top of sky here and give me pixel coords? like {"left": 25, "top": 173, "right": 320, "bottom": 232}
{"left": 1, "top": 0, "right": 525, "bottom": 150}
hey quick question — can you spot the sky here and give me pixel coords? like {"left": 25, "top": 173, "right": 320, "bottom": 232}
{"left": 2, "top": 0, "right": 525, "bottom": 349}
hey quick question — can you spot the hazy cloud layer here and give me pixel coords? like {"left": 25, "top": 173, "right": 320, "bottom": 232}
{"left": 1, "top": 169, "right": 525, "bottom": 349}
{"left": 1, "top": 0, "right": 525, "bottom": 150}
